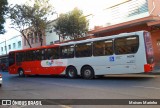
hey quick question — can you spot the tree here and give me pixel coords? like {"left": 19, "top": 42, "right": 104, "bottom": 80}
{"left": 0, "top": 0, "right": 8, "bottom": 34}
{"left": 8, "top": 0, "right": 54, "bottom": 47}
{"left": 54, "top": 8, "right": 89, "bottom": 41}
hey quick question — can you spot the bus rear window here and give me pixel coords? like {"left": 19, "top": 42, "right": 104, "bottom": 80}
{"left": 144, "top": 32, "right": 154, "bottom": 64}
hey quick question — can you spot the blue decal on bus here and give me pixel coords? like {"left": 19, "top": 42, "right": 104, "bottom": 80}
{"left": 109, "top": 56, "right": 114, "bottom": 62}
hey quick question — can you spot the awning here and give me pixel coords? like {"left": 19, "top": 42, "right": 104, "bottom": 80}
{"left": 90, "top": 16, "right": 160, "bottom": 34}
{"left": 147, "top": 20, "right": 160, "bottom": 27}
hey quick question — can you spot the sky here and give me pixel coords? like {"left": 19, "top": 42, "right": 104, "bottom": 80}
{"left": 0, "top": 0, "right": 121, "bottom": 41}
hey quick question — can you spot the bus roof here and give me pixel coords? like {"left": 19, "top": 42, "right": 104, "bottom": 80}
{"left": 60, "top": 30, "right": 146, "bottom": 46}
{"left": 9, "top": 44, "right": 60, "bottom": 53}
{"left": 9, "top": 30, "right": 147, "bottom": 53}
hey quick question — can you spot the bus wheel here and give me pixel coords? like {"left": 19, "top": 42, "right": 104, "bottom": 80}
{"left": 66, "top": 66, "right": 77, "bottom": 78}
{"left": 18, "top": 69, "right": 25, "bottom": 77}
{"left": 82, "top": 66, "right": 94, "bottom": 79}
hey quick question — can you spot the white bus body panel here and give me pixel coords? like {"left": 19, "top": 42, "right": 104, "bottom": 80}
{"left": 61, "top": 31, "right": 147, "bottom": 75}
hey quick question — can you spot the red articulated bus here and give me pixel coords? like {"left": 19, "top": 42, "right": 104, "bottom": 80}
{"left": 8, "top": 31, "right": 154, "bottom": 79}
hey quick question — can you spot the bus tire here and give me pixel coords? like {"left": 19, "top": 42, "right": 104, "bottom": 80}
{"left": 66, "top": 66, "right": 77, "bottom": 79}
{"left": 18, "top": 69, "right": 25, "bottom": 77}
{"left": 81, "top": 66, "right": 94, "bottom": 79}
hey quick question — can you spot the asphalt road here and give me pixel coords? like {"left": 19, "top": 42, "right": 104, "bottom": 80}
{"left": 0, "top": 72, "right": 160, "bottom": 108}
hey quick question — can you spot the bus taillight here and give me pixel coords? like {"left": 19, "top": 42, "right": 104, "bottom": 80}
{"left": 144, "top": 64, "right": 153, "bottom": 72}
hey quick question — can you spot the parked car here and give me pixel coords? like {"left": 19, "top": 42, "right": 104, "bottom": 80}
{"left": 0, "top": 73, "right": 2, "bottom": 87}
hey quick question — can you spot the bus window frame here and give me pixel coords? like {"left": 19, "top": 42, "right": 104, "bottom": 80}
{"left": 93, "top": 39, "right": 114, "bottom": 56}
{"left": 75, "top": 42, "right": 92, "bottom": 58}
{"left": 47, "top": 47, "right": 60, "bottom": 60}
{"left": 60, "top": 45, "right": 75, "bottom": 59}
{"left": 114, "top": 35, "right": 139, "bottom": 55}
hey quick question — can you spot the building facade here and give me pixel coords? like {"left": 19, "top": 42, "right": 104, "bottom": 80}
{"left": 90, "top": 0, "right": 160, "bottom": 65}
{"left": 22, "top": 20, "right": 59, "bottom": 49}
{"left": 0, "top": 20, "right": 59, "bottom": 56}
{"left": 0, "top": 35, "right": 22, "bottom": 55}
{"left": 22, "top": 28, "right": 46, "bottom": 49}
{"left": 45, "top": 20, "right": 59, "bottom": 45}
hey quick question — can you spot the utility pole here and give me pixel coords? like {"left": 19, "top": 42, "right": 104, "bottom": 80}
{"left": 4, "top": 38, "right": 7, "bottom": 55}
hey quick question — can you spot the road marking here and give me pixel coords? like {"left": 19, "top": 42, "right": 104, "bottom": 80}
{"left": 59, "top": 105, "right": 72, "bottom": 108}
{"left": 133, "top": 86, "right": 160, "bottom": 90}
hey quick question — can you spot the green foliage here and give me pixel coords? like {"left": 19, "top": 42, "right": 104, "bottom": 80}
{"left": 8, "top": 0, "right": 54, "bottom": 47}
{"left": 25, "top": 0, "right": 54, "bottom": 32}
{"left": 54, "top": 8, "right": 89, "bottom": 41}
{"left": 0, "top": 0, "right": 8, "bottom": 34}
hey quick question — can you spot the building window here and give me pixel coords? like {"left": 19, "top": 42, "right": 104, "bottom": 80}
{"left": 1, "top": 47, "right": 3, "bottom": 52}
{"left": 50, "top": 41, "right": 53, "bottom": 45}
{"left": 157, "top": 40, "right": 160, "bottom": 46}
{"left": 49, "top": 29, "right": 52, "bottom": 33}
{"left": 8, "top": 45, "right": 11, "bottom": 50}
{"left": 13, "top": 43, "right": 16, "bottom": 49}
{"left": 18, "top": 41, "right": 21, "bottom": 48}
{"left": 35, "top": 35, "right": 39, "bottom": 43}
{"left": 4, "top": 46, "right": 7, "bottom": 51}
{"left": 31, "top": 33, "right": 34, "bottom": 44}
{"left": 24, "top": 39, "right": 26, "bottom": 46}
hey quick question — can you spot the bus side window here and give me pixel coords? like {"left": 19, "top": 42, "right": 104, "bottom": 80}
{"left": 93, "top": 39, "right": 113, "bottom": 56}
{"left": 25, "top": 51, "right": 33, "bottom": 61}
{"left": 93, "top": 41, "right": 104, "bottom": 56}
{"left": 16, "top": 52, "right": 25, "bottom": 62}
{"left": 55, "top": 47, "right": 60, "bottom": 59}
{"left": 47, "top": 47, "right": 60, "bottom": 60}
{"left": 41, "top": 49, "right": 45, "bottom": 60}
{"left": 9, "top": 53, "right": 15, "bottom": 66}
{"left": 115, "top": 36, "right": 139, "bottom": 55}
{"left": 75, "top": 42, "right": 92, "bottom": 57}
{"left": 36, "top": 49, "right": 45, "bottom": 60}
{"left": 60, "top": 45, "right": 74, "bottom": 59}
